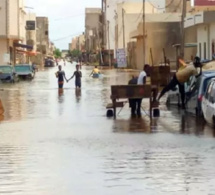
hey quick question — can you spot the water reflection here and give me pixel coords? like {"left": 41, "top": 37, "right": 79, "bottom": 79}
{"left": 75, "top": 88, "right": 81, "bottom": 103}
{"left": 0, "top": 64, "right": 215, "bottom": 194}
{"left": 113, "top": 117, "right": 151, "bottom": 133}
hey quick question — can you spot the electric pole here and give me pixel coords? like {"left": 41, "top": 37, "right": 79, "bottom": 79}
{"left": 142, "top": 0, "right": 145, "bottom": 65}
{"left": 180, "top": 0, "right": 187, "bottom": 59}
{"left": 122, "top": 8, "right": 125, "bottom": 50}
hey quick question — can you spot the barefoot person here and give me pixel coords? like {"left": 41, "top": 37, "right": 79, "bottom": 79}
{"left": 55, "top": 65, "right": 67, "bottom": 89}
{"left": 157, "top": 56, "right": 202, "bottom": 109}
{"left": 67, "top": 65, "right": 82, "bottom": 88}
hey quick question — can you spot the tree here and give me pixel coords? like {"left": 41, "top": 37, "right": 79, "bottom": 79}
{"left": 68, "top": 49, "right": 81, "bottom": 58}
{"left": 54, "top": 48, "right": 62, "bottom": 58}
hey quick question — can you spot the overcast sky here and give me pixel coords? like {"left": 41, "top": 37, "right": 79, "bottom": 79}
{"left": 26, "top": 0, "right": 165, "bottom": 50}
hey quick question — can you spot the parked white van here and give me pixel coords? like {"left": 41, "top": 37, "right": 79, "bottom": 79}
{"left": 202, "top": 78, "right": 215, "bottom": 125}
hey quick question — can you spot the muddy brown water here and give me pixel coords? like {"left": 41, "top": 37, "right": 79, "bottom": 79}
{"left": 0, "top": 62, "right": 215, "bottom": 195}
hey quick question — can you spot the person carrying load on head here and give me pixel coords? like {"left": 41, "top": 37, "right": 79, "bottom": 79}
{"left": 157, "top": 56, "right": 202, "bottom": 109}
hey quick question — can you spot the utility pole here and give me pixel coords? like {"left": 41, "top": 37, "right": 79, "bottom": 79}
{"left": 122, "top": 8, "right": 125, "bottom": 50}
{"left": 107, "top": 20, "right": 111, "bottom": 67}
{"left": 102, "top": 0, "right": 107, "bottom": 49}
{"left": 142, "top": 0, "right": 145, "bottom": 65}
{"left": 180, "top": 0, "right": 187, "bottom": 59}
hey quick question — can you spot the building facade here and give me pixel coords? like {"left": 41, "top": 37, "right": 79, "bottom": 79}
{"left": 130, "top": 13, "right": 182, "bottom": 69}
{"left": 185, "top": 11, "right": 215, "bottom": 60}
{"left": 0, "top": 0, "right": 26, "bottom": 65}
{"left": 36, "top": 17, "right": 49, "bottom": 55}
{"left": 85, "top": 8, "right": 102, "bottom": 53}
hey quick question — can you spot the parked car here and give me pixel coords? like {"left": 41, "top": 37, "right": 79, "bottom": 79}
{"left": 167, "top": 70, "right": 215, "bottom": 116}
{"left": 0, "top": 65, "right": 18, "bottom": 83}
{"left": 202, "top": 78, "right": 215, "bottom": 125}
{"left": 44, "top": 58, "right": 55, "bottom": 67}
{"left": 15, "top": 64, "right": 35, "bottom": 79}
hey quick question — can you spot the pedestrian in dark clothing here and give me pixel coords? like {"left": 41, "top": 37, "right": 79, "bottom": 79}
{"left": 55, "top": 65, "right": 67, "bottom": 89}
{"left": 67, "top": 65, "right": 82, "bottom": 88}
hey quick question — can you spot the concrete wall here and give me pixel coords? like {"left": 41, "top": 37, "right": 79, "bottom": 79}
{"left": 135, "top": 22, "right": 181, "bottom": 69}
{"left": 26, "top": 13, "right": 36, "bottom": 51}
{"left": 197, "top": 24, "right": 209, "bottom": 59}
{"left": 8, "top": 0, "right": 19, "bottom": 37}
{"left": 36, "top": 17, "right": 49, "bottom": 55}
{"left": 107, "top": 1, "right": 157, "bottom": 54}
{"left": 184, "top": 26, "right": 197, "bottom": 60}
{"left": 85, "top": 9, "right": 102, "bottom": 52}
{"left": 0, "top": 40, "right": 7, "bottom": 65}
{"left": 0, "top": 1, "right": 7, "bottom": 37}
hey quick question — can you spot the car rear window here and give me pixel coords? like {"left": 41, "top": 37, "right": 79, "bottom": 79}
{"left": 15, "top": 66, "right": 31, "bottom": 72}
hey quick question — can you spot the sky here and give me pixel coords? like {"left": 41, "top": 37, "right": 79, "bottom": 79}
{"left": 25, "top": 0, "right": 166, "bottom": 50}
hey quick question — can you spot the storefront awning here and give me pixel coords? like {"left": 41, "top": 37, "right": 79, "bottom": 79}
{"left": 14, "top": 43, "right": 33, "bottom": 50}
{"left": 16, "top": 49, "right": 39, "bottom": 56}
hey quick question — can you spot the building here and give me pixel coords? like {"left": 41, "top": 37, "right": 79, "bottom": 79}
{"left": 115, "top": 2, "right": 158, "bottom": 54}
{"left": 85, "top": 8, "right": 102, "bottom": 53}
{"left": 77, "top": 33, "right": 85, "bottom": 52}
{"left": 0, "top": 0, "right": 26, "bottom": 65}
{"left": 36, "top": 17, "right": 49, "bottom": 55}
{"left": 106, "top": 1, "right": 158, "bottom": 57}
{"left": 71, "top": 37, "right": 78, "bottom": 50}
{"left": 130, "top": 13, "right": 182, "bottom": 69}
{"left": 185, "top": 11, "right": 215, "bottom": 60}
{"left": 26, "top": 13, "right": 37, "bottom": 51}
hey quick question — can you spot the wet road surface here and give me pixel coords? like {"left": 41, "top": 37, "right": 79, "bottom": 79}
{"left": 0, "top": 62, "right": 215, "bottom": 195}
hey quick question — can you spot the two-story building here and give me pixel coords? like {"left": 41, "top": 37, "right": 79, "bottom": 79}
{"left": 0, "top": 0, "right": 26, "bottom": 65}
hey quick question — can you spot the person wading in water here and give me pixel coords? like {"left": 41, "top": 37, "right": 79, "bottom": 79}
{"left": 67, "top": 64, "right": 82, "bottom": 89}
{"left": 55, "top": 65, "right": 67, "bottom": 89}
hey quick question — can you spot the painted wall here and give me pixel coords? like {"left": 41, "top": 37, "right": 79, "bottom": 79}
{"left": 197, "top": 24, "right": 209, "bottom": 59}
{"left": 0, "top": 1, "right": 6, "bottom": 36}
{"left": 107, "top": 1, "right": 157, "bottom": 55}
{"left": 0, "top": 40, "right": 8, "bottom": 65}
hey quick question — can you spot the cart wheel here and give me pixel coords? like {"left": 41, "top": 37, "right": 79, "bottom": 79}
{"left": 106, "top": 109, "right": 113, "bottom": 117}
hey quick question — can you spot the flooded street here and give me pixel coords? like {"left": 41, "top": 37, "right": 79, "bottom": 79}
{"left": 1, "top": 62, "right": 215, "bottom": 195}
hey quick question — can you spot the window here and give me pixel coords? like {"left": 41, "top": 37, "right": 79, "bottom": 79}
{"left": 209, "top": 83, "right": 215, "bottom": 103}
{"left": 205, "top": 81, "right": 214, "bottom": 100}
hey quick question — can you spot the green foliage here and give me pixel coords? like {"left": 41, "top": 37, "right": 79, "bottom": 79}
{"left": 54, "top": 48, "right": 62, "bottom": 58}
{"left": 68, "top": 49, "right": 81, "bottom": 58}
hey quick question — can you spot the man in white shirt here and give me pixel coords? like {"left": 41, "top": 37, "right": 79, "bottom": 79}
{"left": 137, "top": 67, "right": 147, "bottom": 85}
{"left": 133, "top": 66, "right": 147, "bottom": 117}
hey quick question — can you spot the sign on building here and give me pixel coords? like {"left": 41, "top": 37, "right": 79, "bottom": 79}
{"left": 26, "top": 21, "right": 36, "bottom": 30}
{"left": 3, "top": 53, "right": 10, "bottom": 63}
{"left": 116, "top": 49, "right": 127, "bottom": 68}
{"left": 195, "top": 0, "right": 215, "bottom": 6}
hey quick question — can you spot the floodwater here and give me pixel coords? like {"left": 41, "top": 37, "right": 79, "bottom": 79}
{"left": 0, "top": 62, "right": 215, "bottom": 195}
